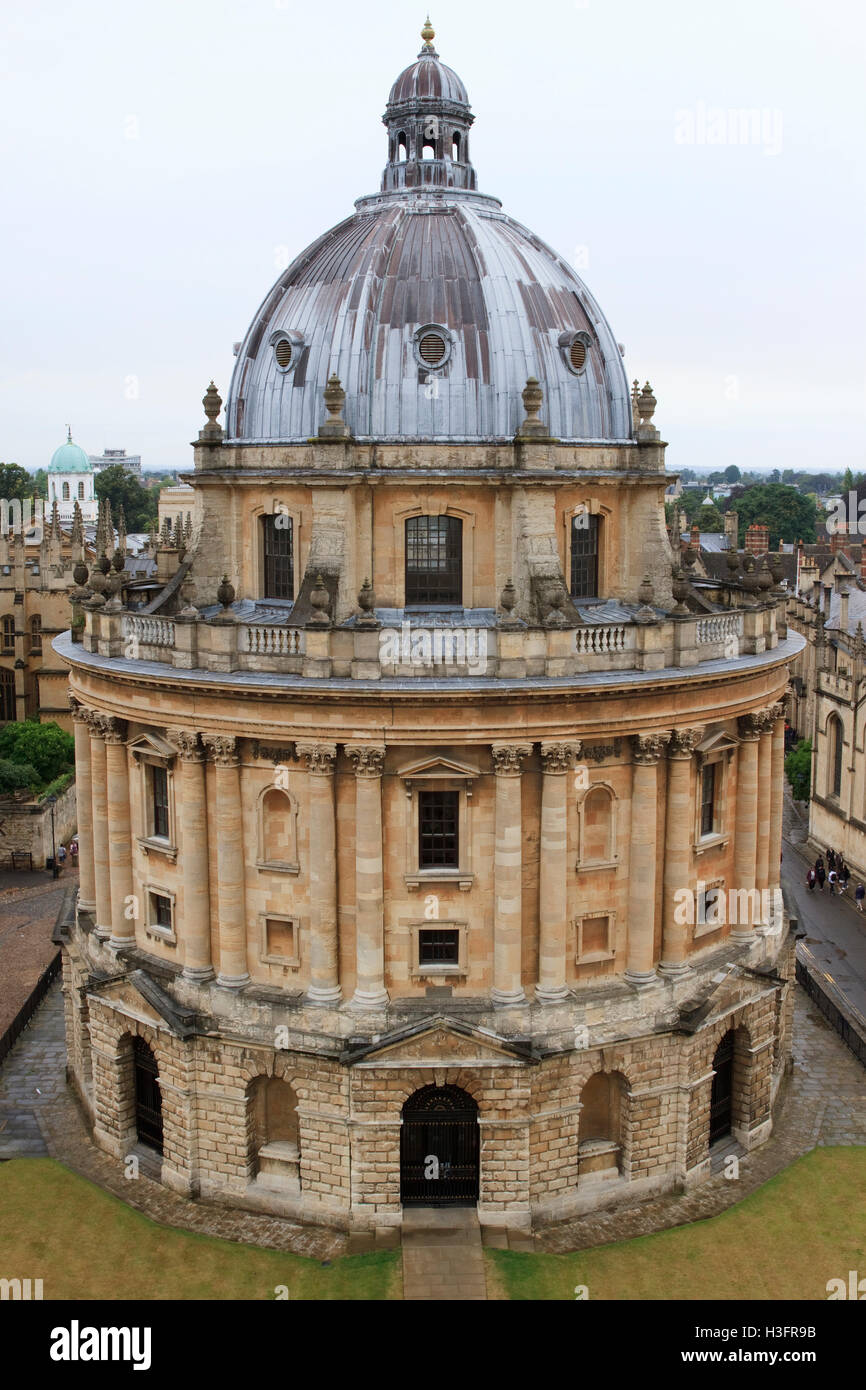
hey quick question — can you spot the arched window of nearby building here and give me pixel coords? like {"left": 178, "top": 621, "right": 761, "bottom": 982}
{"left": 62, "top": 481, "right": 70, "bottom": 500}
{"left": 830, "top": 715, "right": 843, "bottom": 799}
{"left": 1, "top": 617, "right": 14, "bottom": 653}
{"left": 405, "top": 515, "right": 462, "bottom": 605}
{"left": 0, "top": 667, "right": 14, "bottom": 722}
{"left": 30, "top": 615, "right": 42, "bottom": 654}
{"left": 78, "top": 481, "right": 85, "bottom": 500}
{"left": 570, "top": 512, "right": 600, "bottom": 599}
{"left": 261, "top": 514, "right": 294, "bottom": 601}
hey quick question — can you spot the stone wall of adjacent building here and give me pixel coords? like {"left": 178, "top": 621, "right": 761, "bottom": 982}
{"left": 0, "top": 778, "right": 76, "bottom": 868}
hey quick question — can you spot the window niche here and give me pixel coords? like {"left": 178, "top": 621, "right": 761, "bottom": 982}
{"left": 259, "top": 914, "right": 300, "bottom": 969}
{"left": 256, "top": 784, "right": 300, "bottom": 874}
{"left": 576, "top": 783, "right": 618, "bottom": 871}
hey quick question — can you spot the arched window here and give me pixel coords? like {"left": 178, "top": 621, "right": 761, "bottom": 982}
{"left": 62, "top": 481, "right": 70, "bottom": 501}
{"left": 30, "top": 615, "right": 42, "bottom": 654}
{"left": 261, "top": 513, "right": 294, "bottom": 601}
{"left": 132, "top": 1037, "right": 163, "bottom": 1154}
{"left": 248, "top": 1077, "right": 300, "bottom": 1187}
{"left": 78, "top": 481, "right": 85, "bottom": 500}
{"left": 578, "top": 1071, "right": 628, "bottom": 1178}
{"left": 831, "top": 715, "right": 843, "bottom": 799}
{"left": 578, "top": 785, "right": 616, "bottom": 866}
{"left": 0, "top": 667, "right": 14, "bottom": 722}
{"left": 405, "top": 515, "right": 462, "bottom": 605}
{"left": 259, "top": 786, "right": 299, "bottom": 870}
{"left": 421, "top": 139, "right": 436, "bottom": 159}
{"left": 1, "top": 617, "right": 14, "bottom": 653}
{"left": 397, "top": 131, "right": 407, "bottom": 161}
{"left": 571, "top": 513, "right": 600, "bottom": 600}
{"left": 452, "top": 131, "right": 461, "bottom": 160}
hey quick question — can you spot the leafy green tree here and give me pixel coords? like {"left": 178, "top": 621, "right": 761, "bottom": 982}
{"left": 31, "top": 468, "right": 48, "bottom": 499}
{"left": 0, "top": 759, "right": 40, "bottom": 794}
{"left": 724, "top": 464, "right": 741, "bottom": 483}
{"left": 697, "top": 504, "right": 724, "bottom": 531}
{"left": 0, "top": 719, "right": 74, "bottom": 784}
{"left": 785, "top": 740, "right": 812, "bottom": 801}
{"left": 842, "top": 467, "right": 855, "bottom": 493}
{"left": 95, "top": 465, "right": 158, "bottom": 532}
{"left": 735, "top": 484, "right": 817, "bottom": 547}
{"left": 0, "top": 463, "right": 39, "bottom": 501}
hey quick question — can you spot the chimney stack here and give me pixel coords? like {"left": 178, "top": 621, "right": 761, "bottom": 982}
{"left": 724, "top": 510, "right": 739, "bottom": 551}
{"left": 840, "top": 582, "right": 851, "bottom": 635}
{"left": 745, "top": 522, "right": 769, "bottom": 557}
{"left": 690, "top": 523, "right": 700, "bottom": 550}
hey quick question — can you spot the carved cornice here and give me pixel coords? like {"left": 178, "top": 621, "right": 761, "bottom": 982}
{"left": 632, "top": 732, "right": 670, "bottom": 765}
{"left": 491, "top": 743, "right": 532, "bottom": 776}
{"left": 539, "top": 741, "right": 581, "bottom": 774}
{"left": 668, "top": 727, "right": 704, "bottom": 759}
{"left": 202, "top": 733, "right": 239, "bottom": 766}
{"left": 296, "top": 741, "right": 337, "bottom": 776}
{"left": 345, "top": 745, "right": 386, "bottom": 779}
{"left": 167, "top": 729, "right": 203, "bottom": 762}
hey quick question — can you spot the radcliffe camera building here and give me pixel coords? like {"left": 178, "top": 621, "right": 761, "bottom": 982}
{"left": 57, "top": 25, "right": 801, "bottom": 1229}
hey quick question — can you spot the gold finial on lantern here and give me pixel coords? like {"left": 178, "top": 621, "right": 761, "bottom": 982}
{"left": 421, "top": 16, "right": 435, "bottom": 48}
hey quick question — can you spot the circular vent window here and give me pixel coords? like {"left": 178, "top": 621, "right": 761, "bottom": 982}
{"left": 569, "top": 338, "right": 586, "bottom": 371}
{"left": 418, "top": 332, "right": 447, "bottom": 366}
{"left": 274, "top": 338, "right": 294, "bottom": 369}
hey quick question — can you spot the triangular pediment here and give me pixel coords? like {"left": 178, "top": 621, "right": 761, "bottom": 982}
{"left": 88, "top": 969, "right": 195, "bottom": 1038}
{"left": 128, "top": 730, "right": 177, "bottom": 761}
{"left": 342, "top": 1016, "right": 537, "bottom": 1067}
{"left": 397, "top": 755, "right": 480, "bottom": 783}
{"left": 696, "top": 728, "right": 739, "bottom": 758}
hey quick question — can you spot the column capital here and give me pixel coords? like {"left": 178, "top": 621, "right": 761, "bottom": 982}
{"left": 297, "top": 741, "right": 337, "bottom": 775}
{"left": 738, "top": 713, "right": 763, "bottom": 741}
{"left": 667, "top": 727, "right": 703, "bottom": 759}
{"left": 345, "top": 745, "right": 386, "bottom": 778}
{"left": 202, "top": 733, "right": 239, "bottom": 765}
{"left": 98, "top": 714, "right": 127, "bottom": 745}
{"left": 539, "top": 740, "right": 581, "bottom": 774}
{"left": 491, "top": 742, "right": 532, "bottom": 776}
{"left": 167, "top": 729, "right": 204, "bottom": 762}
{"left": 632, "top": 731, "right": 670, "bottom": 765}
{"left": 768, "top": 701, "right": 787, "bottom": 724}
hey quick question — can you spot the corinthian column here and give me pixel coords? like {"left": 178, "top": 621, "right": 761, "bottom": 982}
{"left": 345, "top": 745, "right": 388, "bottom": 1008}
{"left": 491, "top": 742, "right": 532, "bottom": 1006}
{"left": 297, "top": 742, "right": 341, "bottom": 1004}
{"left": 754, "top": 711, "right": 774, "bottom": 925}
{"left": 102, "top": 717, "right": 135, "bottom": 950}
{"left": 169, "top": 731, "right": 213, "bottom": 981}
{"left": 660, "top": 728, "right": 703, "bottom": 977}
{"left": 536, "top": 741, "right": 580, "bottom": 1003}
{"left": 768, "top": 703, "right": 786, "bottom": 893}
{"left": 732, "top": 714, "right": 761, "bottom": 942}
{"left": 625, "top": 733, "right": 668, "bottom": 986}
{"left": 70, "top": 700, "right": 95, "bottom": 912}
{"left": 89, "top": 716, "right": 111, "bottom": 940}
{"left": 203, "top": 735, "right": 249, "bottom": 987}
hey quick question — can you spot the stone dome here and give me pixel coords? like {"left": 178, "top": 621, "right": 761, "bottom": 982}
{"left": 49, "top": 429, "right": 92, "bottom": 473}
{"left": 225, "top": 27, "right": 632, "bottom": 445}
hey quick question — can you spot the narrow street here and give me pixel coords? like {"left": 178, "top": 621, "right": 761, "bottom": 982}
{"left": 782, "top": 787, "right": 866, "bottom": 1027}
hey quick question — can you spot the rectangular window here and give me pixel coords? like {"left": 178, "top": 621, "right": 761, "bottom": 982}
{"left": 152, "top": 765, "right": 169, "bottom": 839}
{"left": 570, "top": 514, "right": 599, "bottom": 600}
{"left": 700, "top": 762, "right": 716, "bottom": 837}
{"left": 419, "top": 928, "right": 460, "bottom": 967}
{"left": 262, "top": 514, "right": 294, "bottom": 601}
{"left": 2, "top": 617, "right": 14, "bottom": 652}
{"left": 418, "top": 789, "right": 459, "bottom": 868}
{"left": 150, "top": 892, "right": 172, "bottom": 930}
{"left": 405, "top": 516, "right": 462, "bottom": 605}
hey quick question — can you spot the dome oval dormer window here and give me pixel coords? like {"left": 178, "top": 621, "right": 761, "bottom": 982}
{"left": 561, "top": 330, "right": 592, "bottom": 376}
{"left": 270, "top": 330, "right": 304, "bottom": 374}
{"left": 414, "top": 324, "right": 453, "bottom": 371}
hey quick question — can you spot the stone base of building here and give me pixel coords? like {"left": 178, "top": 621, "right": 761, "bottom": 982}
{"left": 59, "top": 919, "right": 796, "bottom": 1233}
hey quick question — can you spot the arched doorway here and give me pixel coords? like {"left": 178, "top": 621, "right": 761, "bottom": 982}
{"left": 400, "top": 1084, "right": 479, "bottom": 1207}
{"left": 709, "top": 1031, "right": 735, "bottom": 1144}
{"left": 133, "top": 1038, "right": 163, "bottom": 1154}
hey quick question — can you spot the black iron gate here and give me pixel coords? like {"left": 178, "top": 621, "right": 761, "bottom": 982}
{"left": 133, "top": 1037, "right": 164, "bottom": 1154}
{"left": 400, "top": 1084, "right": 479, "bottom": 1207}
{"left": 709, "top": 1033, "right": 734, "bottom": 1144}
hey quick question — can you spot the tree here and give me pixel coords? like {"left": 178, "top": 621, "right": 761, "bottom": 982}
{"left": 697, "top": 504, "right": 724, "bottom": 531}
{"left": 95, "top": 465, "right": 158, "bottom": 532}
{"left": 723, "top": 464, "right": 741, "bottom": 483}
{"left": 0, "top": 463, "right": 39, "bottom": 501}
{"left": 735, "top": 483, "right": 817, "bottom": 547}
{"left": 680, "top": 468, "right": 696, "bottom": 482}
{"left": 0, "top": 719, "right": 74, "bottom": 784}
{"left": 785, "top": 739, "right": 812, "bottom": 802}
{"left": 31, "top": 468, "right": 48, "bottom": 499}
{"left": 842, "top": 467, "right": 855, "bottom": 493}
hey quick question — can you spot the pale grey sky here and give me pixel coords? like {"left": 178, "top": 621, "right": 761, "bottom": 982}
{"left": 1, "top": 0, "right": 864, "bottom": 474}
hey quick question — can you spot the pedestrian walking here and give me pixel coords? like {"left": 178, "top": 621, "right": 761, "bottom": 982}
{"left": 856, "top": 883, "right": 865, "bottom": 913}
{"left": 806, "top": 867, "right": 816, "bottom": 892}
{"left": 828, "top": 848, "right": 836, "bottom": 871}
{"left": 70, "top": 838, "right": 78, "bottom": 860}
{"left": 828, "top": 868, "right": 838, "bottom": 895}
{"left": 815, "top": 855, "right": 824, "bottom": 872}
{"left": 817, "top": 864, "right": 826, "bottom": 891}
{"left": 840, "top": 862, "right": 851, "bottom": 895}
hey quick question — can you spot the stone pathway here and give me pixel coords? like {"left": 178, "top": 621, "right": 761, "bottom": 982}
{"left": 401, "top": 1208, "right": 488, "bottom": 1300}
{"left": 0, "top": 869, "right": 74, "bottom": 1038}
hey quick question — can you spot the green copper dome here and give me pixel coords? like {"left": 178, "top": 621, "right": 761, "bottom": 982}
{"left": 49, "top": 428, "right": 93, "bottom": 474}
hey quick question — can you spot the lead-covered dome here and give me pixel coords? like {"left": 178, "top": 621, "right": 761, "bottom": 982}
{"left": 225, "top": 25, "right": 632, "bottom": 445}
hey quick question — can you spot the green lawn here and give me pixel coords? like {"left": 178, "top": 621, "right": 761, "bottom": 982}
{"left": 488, "top": 1147, "right": 866, "bottom": 1300}
{"left": 0, "top": 1159, "right": 400, "bottom": 1300}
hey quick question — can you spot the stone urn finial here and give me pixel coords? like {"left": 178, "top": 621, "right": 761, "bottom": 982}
{"left": 635, "top": 381, "right": 660, "bottom": 441}
{"left": 217, "top": 574, "right": 235, "bottom": 610}
{"left": 517, "top": 377, "right": 549, "bottom": 439}
{"left": 200, "top": 381, "right": 224, "bottom": 443}
{"left": 758, "top": 558, "right": 773, "bottom": 593}
{"left": 319, "top": 374, "right": 351, "bottom": 439}
{"left": 638, "top": 574, "right": 655, "bottom": 607}
{"left": 356, "top": 577, "right": 377, "bottom": 627}
{"left": 307, "top": 572, "right": 331, "bottom": 627}
{"left": 671, "top": 566, "right": 690, "bottom": 615}
{"left": 544, "top": 583, "right": 568, "bottom": 627}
